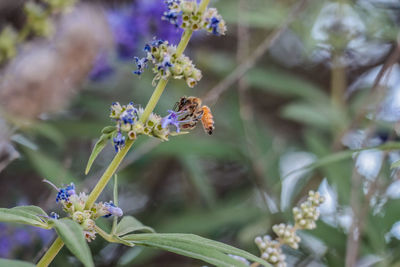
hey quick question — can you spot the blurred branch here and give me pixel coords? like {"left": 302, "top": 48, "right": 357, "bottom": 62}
{"left": 236, "top": 0, "right": 271, "bottom": 208}
{"left": 345, "top": 152, "right": 389, "bottom": 267}
{"left": 203, "top": 0, "right": 309, "bottom": 105}
{"left": 333, "top": 39, "right": 400, "bottom": 150}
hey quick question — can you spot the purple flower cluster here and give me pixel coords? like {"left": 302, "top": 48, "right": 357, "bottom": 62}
{"left": 0, "top": 223, "right": 53, "bottom": 258}
{"left": 161, "top": 110, "right": 185, "bottom": 132}
{"left": 113, "top": 132, "right": 126, "bottom": 152}
{"left": 56, "top": 183, "right": 75, "bottom": 202}
{"left": 90, "top": 0, "right": 183, "bottom": 81}
{"left": 103, "top": 202, "right": 123, "bottom": 218}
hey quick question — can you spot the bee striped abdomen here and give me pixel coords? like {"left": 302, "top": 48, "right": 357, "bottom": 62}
{"left": 201, "top": 105, "right": 214, "bottom": 135}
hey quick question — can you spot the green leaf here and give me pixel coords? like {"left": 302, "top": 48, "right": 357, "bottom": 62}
{"left": 115, "top": 216, "right": 155, "bottom": 237}
{"left": 0, "top": 206, "right": 49, "bottom": 229}
{"left": 283, "top": 141, "right": 400, "bottom": 179}
{"left": 391, "top": 159, "right": 400, "bottom": 169}
{"left": 85, "top": 133, "right": 112, "bottom": 175}
{"left": 246, "top": 68, "right": 328, "bottom": 103}
{"left": 123, "top": 233, "right": 271, "bottom": 267}
{"left": 22, "top": 148, "right": 77, "bottom": 184}
{"left": 0, "top": 259, "right": 36, "bottom": 267}
{"left": 52, "top": 218, "right": 94, "bottom": 267}
{"left": 101, "top": 126, "right": 117, "bottom": 134}
{"left": 179, "top": 155, "right": 216, "bottom": 206}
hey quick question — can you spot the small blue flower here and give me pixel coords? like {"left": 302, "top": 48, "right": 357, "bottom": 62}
{"left": 56, "top": 183, "right": 75, "bottom": 202}
{"left": 50, "top": 212, "right": 60, "bottom": 220}
{"left": 113, "top": 132, "right": 126, "bottom": 152}
{"left": 158, "top": 54, "right": 173, "bottom": 71}
{"left": 209, "top": 17, "right": 221, "bottom": 35}
{"left": 133, "top": 56, "right": 148, "bottom": 75}
{"left": 150, "top": 39, "right": 165, "bottom": 47}
{"left": 103, "top": 202, "right": 123, "bottom": 217}
{"left": 121, "top": 108, "right": 137, "bottom": 124}
{"left": 161, "top": 110, "right": 184, "bottom": 132}
{"left": 162, "top": 10, "right": 181, "bottom": 27}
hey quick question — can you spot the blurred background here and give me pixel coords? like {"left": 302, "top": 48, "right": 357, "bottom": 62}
{"left": 1, "top": 0, "right": 400, "bottom": 266}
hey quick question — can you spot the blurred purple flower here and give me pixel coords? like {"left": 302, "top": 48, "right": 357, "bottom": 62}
{"left": 0, "top": 223, "right": 52, "bottom": 258}
{"left": 14, "top": 229, "right": 32, "bottom": 246}
{"left": 90, "top": 0, "right": 182, "bottom": 81}
{"left": 89, "top": 52, "right": 114, "bottom": 81}
{"left": 0, "top": 237, "right": 12, "bottom": 258}
{"left": 36, "top": 228, "right": 54, "bottom": 246}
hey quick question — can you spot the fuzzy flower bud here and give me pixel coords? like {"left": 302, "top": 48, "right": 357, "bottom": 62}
{"left": 162, "top": 1, "right": 227, "bottom": 36}
{"left": 272, "top": 223, "right": 301, "bottom": 249}
{"left": 255, "top": 235, "right": 286, "bottom": 267}
{"left": 293, "top": 191, "right": 325, "bottom": 230}
{"left": 135, "top": 39, "right": 202, "bottom": 87}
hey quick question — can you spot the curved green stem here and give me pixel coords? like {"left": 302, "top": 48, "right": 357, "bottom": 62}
{"left": 36, "top": 237, "right": 63, "bottom": 267}
{"left": 38, "top": 0, "right": 210, "bottom": 265}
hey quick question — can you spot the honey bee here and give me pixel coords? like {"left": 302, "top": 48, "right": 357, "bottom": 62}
{"left": 175, "top": 96, "right": 215, "bottom": 135}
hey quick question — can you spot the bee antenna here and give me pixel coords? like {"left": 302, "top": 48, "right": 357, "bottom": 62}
{"left": 43, "top": 179, "right": 59, "bottom": 191}
{"left": 173, "top": 101, "right": 179, "bottom": 111}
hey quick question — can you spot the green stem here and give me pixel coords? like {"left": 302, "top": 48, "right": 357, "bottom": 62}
{"left": 199, "top": 0, "right": 210, "bottom": 13}
{"left": 85, "top": 140, "right": 133, "bottom": 209}
{"left": 111, "top": 175, "right": 119, "bottom": 235}
{"left": 95, "top": 225, "right": 116, "bottom": 243}
{"left": 139, "top": 78, "right": 169, "bottom": 124}
{"left": 36, "top": 237, "right": 64, "bottom": 267}
{"left": 38, "top": 0, "right": 210, "bottom": 265}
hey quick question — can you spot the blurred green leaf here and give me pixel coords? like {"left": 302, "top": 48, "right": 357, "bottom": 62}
{"left": 281, "top": 101, "right": 347, "bottom": 130}
{"left": 179, "top": 155, "right": 216, "bottom": 206}
{"left": 30, "top": 122, "right": 65, "bottom": 147}
{"left": 0, "top": 259, "right": 35, "bottom": 267}
{"left": 115, "top": 216, "right": 155, "bottom": 237}
{"left": 51, "top": 218, "right": 94, "bottom": 267}
{"left": 123, "top": 233, "right": 271, "bottom": 267}
{"left": 247, "top": 68, "right": 328, "bottom": 103}
{"left": 85, "top": 132, "right": 112, "bottom": 175}
{"left": 391, "top": 160, "right": 400, "bottom": 169}
{"left": 23, "top": 148, "right": 76, "bottom": 185}
{"left": 101, "top": 126, "right": 117, "bottom": 134}
{"left": 11, "top": 134, "right": 38, "bottom": 150}
{"left": 284, "top": 142, "right": 400, "bottom": 180}
{"left": 151, "top": 137, "right": 242, "bottom": 159}
{"left": 0, "top": 205, "right": 49, "bottom": 229}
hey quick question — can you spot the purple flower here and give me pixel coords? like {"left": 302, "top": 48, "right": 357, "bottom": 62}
{"left": 89, "top": 52, "right": 114, "bottom": 81}
{"left": 89, "top": 0, "right": 183, "bottom": 81}
{"left": 157, "top": 54, "right": 173, "bottom": 71}
{"left": 113, "top": 132, "right": 126, "bottom": 152}
{"left": 56, "top": 183, "right": 75, "bottom": 202}
{"left": 209, "top": 17, "right": 221, "bottom": 35}
{"left": 107, "top": 9, "right": 139, "bottom": 60}
{"left": 14, "top": 229, "right": 32, "bottom": 246}
{"left": 36, "top": 228, "right": 54, "bottom": 245}
{"left": 161, "top": 110, "right": 184, "bottom": 132}
{"left": 0, "top": 237, "right": 12, "bottom": 258}
{"left": 133, "top": 56, "right": 148, "bottom": 75}
{"left": 103, "top": 202, "right": 123, "bottom": 217}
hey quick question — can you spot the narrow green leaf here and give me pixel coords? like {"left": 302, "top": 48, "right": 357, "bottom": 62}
{"left": 115, "top": 216, "right": 155, "bottom": 237}
{"left": 52, "top": 218, "right": 94, "bottom": 267}
{"left": 246, "top": 68, "right": 329, "bottom": 103}
{"left": 283, "top": 141, "right": 400, "bottom": 179}
{"left": 123, "top": 233, "right": 271, "bottom": 267}
{"left": 101, "top": 126, "right": 117, "bottom": 134}
{"left": 391, "top": 159, "right": 400, "bottom": 169}
{"left": 0, "top": 259, "right": 36, "bottom": 267}
{"left": 114, "top": 235, "right": 136, "bottom": 247}
{"left": 85, "top": 133, "right": 112, "bottom": 175}
{"left": 23, "top": 148, "right": 76, "bottom": 184}
{"left": 179, "top": 155, "right": 216, "bottom": 206}
{"left": 0, "top": 206, "right": 49, "bottom": 228}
